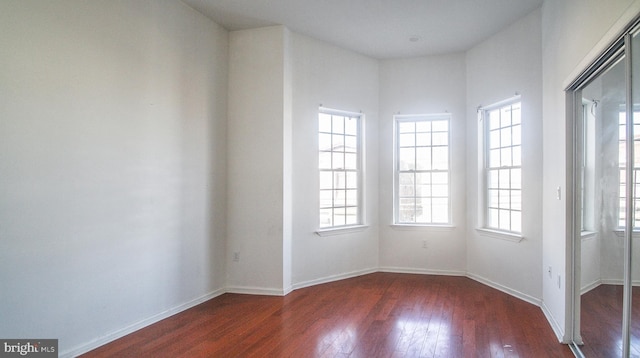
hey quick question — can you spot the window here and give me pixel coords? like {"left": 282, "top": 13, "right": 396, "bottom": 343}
{"left": 319, "top": 108, "right": 362, "bottom": 229}
{"left": 482, "top": 99, "right": 522, "bottom": 233}
{"left": 394, "top": 114, "right": 450, "bottom": 225}
{"left": 618, "top": 110, "right": 640, "bottom": 228}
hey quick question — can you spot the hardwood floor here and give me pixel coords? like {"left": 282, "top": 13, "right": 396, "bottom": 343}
{"left": 82, "top": 273, "right": 573, "bottom": 357}
{"left": 580, "top": 284, "right": 640, "bottom": 357}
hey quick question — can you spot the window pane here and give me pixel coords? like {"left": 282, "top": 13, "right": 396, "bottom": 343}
{"left": 512, "top": 146, "right": 521, "bottom": 166}
{"left": 416, "top": 198, "right": 431, "bottom": 223}
{"left": 333, "top": 208, "right": 346, "bottom": 226}
{"left": 334, "top": 171, "right": 346, "bottom": 189}
{"left": 400, "top": 133, "right": 415, "bottom": 147}
{"left": 346, "top": 172, "right": 358, "bottom": 189}
{"left": 320, "top": 208, "right": 332, "bottom": 227}
{"left": 416, "top": 121, "right": 430, "bottom": 132}
{"left": 511, "top": 210, "right": 522, "bottom": 232}
{"left": 399, "top": 198, "right": 416, "bottom": 222}
{"left": 500, "top": 189, "right": 511, "bottom": 209}
{"left": 432, "top": 120, "right": 448, "bottom": 132}
{"left": 489, "top": 170, "right": 499, "bottom": 189}
{"left": 416, "top": 133, "right": 430, "bottom": 146}
{"left": 512, "top": 104, "right": 521, "bottom": 124}
{"left": 334, "top": 190, "right": 346, "bottom": 207}
{"left": 345, "top": 117, "right": 357, "bottom": 135}
{"left": 489, "top": 110, "right": 500, "bottom": 129}
{"left": 345, "top": 153, "right": 357, "bottom": 169}
{"left": 432, "top": 147, "right": 448, "bottom": 170}
{"left": 399, "top": 148, "right": 415, "bottom": 170}
{"left": 490, "top": 130, "right": 500, "bottom": 149}
{"left": 500, "top": 147, "right": 512, "bottom": 167}
{"left": 344, "top": 135, "right": 357, "bottom": 153}
{"left": 511, "top": 168, "right": 521, "bottom": 189}
{"left": 500, "top": 127, "right": 512, "bottom": 147}
{"left": 320, "top": 190, "right": 332, "bottom": 208}
{"left": 512, "top": 125, "right": 521, "bottom": 145}
{"left": 320, "top": 171, "right": 333, "bottom": 189}
{"left": 432, "top": 172, "right": 448, "bottom": 184}
{"left": 432, "top": 184, "right": 448, "bottom": 197}
{"left": 432, "top": 198, "right": 448, "bottom": 223}
{"left": 346, "top": 189, "right": 358, "bottom": 206}
{"left": 511, "top": 190, "right": 522, "bottom": 210}
{"left": 332, "top": 116, "right": 344, "bottom": 134}
{"left": 333, "top": 152, "right": 344, "bottom": 169}
{"left": 416, "top": 147, "right": 431, "bottom": 170}
{"left": 490, "top": 149, "right": 500, "bottom": 168}
{"left": 399, "top": 121, "right": 415, "bottom": 133}
{"left": 499, "top": 209, "right": 510, "bottom": 231}
{"left": 501, "top": 107, "right": 512, "bottom": 127}
{"left": 319, "top": 133, "right": 332, "bottom": 151}
{"left": 332, "top": 134, "right": 344, "bottom": 150}
{"left": 489, "top": 189, "right": 499, "bottom": 208}
{"left": 432, "top": 132, "right": 448, "bottom": 146}
{"left": 488, "top": 208, "right": 499, "bottom": 228}
{"left": 345, "top": 207, "right": 358, "bottom": 225}
{"left": 319, "top": 152, "right": 332, "bottom": 169}
{"left": 399, "top": 182, "right": 414, "bottom": 197}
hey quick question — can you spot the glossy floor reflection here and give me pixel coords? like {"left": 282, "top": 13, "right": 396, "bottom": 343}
{"left": 83, "top": 273, "right": 573, "bottom": 357}
{"left": 580, "top": 284, "right": 640, "bottom": 357}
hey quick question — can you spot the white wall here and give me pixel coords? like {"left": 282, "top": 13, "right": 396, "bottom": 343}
{"left": 227, "top": 26, "right": 292, "bottom": 294}
{"left": 290, "top": 33, "right": 380, "bottom": 287}
{"left": 541, "top": 0, "right": 640, "bottom": 341}
{"left": 465, "top": 9, "right": 543, "bottom": 304}
{"left": 0, "top": 0, "right": 228, "bottom": 356}
{"left": 378, "top": 54, "right": 467, "bottom": 275}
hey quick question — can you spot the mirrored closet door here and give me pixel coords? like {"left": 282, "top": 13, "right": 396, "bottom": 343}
{"left": 571, "top": 19, "right": 640, "bottom": 358}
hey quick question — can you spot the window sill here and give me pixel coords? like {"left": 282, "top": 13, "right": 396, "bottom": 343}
{"left": 316, "top": 225, "right": 369, "bottom": 237}
{"left": 475, "top": 228, "right": 524, "bottom": 243}
{"left": 613, "top": 229, "right": 640, "bottom": 238}
{"left": 581, "top": 231, "right": 598, "bottom": 241}
{"left": 390, "top": 224, "right": 456, "bottom": 232}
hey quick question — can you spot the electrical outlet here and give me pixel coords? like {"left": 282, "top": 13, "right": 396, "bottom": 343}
{"left": 233, "top": 252, "right": 240, "bottom": 262}
{"left": 422, "top": 240, "right": 428, "bottom": 249}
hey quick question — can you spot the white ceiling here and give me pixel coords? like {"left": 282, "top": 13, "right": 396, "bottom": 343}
{"left": 182, "top": 0, "right": 543, "bottom": 59}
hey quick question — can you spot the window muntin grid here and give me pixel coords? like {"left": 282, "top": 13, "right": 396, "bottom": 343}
{"left": 395, "top": 115, "right": 450, "bottom": 224}
{"left": 319, "top": 110, "right": 361, "bottom": 228}
{"left": 485, "top": 101, "right": 522, "bottom": 233}
{"left": 618, "top": 111, "right": 640, "bottom": 228}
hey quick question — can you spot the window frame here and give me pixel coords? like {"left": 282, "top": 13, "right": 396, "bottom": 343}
{"left": 479, "top": 97, "right": 523, "bottom": 237}
{"left": 393, "top": 113, "right": 452, "bottom": 226}
{"left": 317, "top": 107, "right": 365, "bottom": 232}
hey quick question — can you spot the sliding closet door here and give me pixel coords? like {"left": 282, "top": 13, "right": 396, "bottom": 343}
{"left": 629, "top": 28, "right": 640, "bottom": 358}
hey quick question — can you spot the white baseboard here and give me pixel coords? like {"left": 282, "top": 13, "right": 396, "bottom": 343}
{"left": 541, "top": 301, "right": 566, "bottom": 343}
{"left": 225, "top": 286, "right": 288, "bottom": 296}
{"left": 292, "top": 267, "right": 378, "bottom": 290}
{"left": 61, "top": 288, "right": 226, "bottom": 358}
{"left": 466, "top": 272, "right": 542, "bottom": 306}
{"left": 378, "top": 266, "right": 466, "bottom": 277}
{"left": 580, "top": 279, "right": 601, "bottom": 294}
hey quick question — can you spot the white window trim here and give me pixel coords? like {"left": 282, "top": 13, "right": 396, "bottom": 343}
{"left": 478, "top": 95, "right": 522, "bottom": 236}
{"left": 318, "top": 106, "right": 366, "bottom": 231}
{"left": 393, "top": 113, "right": 452, "bottom": 226}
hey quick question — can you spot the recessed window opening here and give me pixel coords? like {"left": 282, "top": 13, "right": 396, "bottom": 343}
{"left": 394, "top": 114, "right": 451, "bottom": 225}
{"left": 318, "top": 108, "right": 363, "bottom": 229}
{"left": 481, "top": 99, "right": 522, "bottom": 234}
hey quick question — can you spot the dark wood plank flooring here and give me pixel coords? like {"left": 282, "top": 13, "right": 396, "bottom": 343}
{"left": 82, "top": 273, "right": 573, "bottom": 357}
{"left": 580, "top": 284, "right": 640, "bottom": 357}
